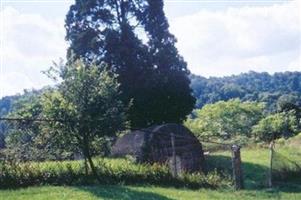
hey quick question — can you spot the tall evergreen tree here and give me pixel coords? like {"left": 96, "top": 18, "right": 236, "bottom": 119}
{"left": 65, "top": 0, "right": 195, "bottom": 128}
{"left": 136, "top": 0, "right": 195, "bottom": 125}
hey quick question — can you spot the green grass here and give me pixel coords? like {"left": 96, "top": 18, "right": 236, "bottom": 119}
{"left": 1, "top": 147, "right": 300, "bottom": 200}
{"left": 0, "top": 157, "right": 227, "bottom": 189}
{"left": 1, "top": 137, "right": 301, "bottom": 200}
{"left": 1, "top": 185, "right": 301, "bottom": 200}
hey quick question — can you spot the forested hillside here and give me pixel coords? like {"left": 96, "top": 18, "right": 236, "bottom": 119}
{"left": 2, "top": 71, "right": 301, "bottom": 117}
{"left": 3, "top": 71, "right": 301, "bottom": 115}
{"left": 190, "top": 71, "right": 301, "bottom": 111}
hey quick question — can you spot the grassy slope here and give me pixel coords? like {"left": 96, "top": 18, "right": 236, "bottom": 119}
{"left": 1, "top": 144, "right": 300, "bottom": 200}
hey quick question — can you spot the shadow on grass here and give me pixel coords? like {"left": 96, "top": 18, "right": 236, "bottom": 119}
{"left": 206, "top": 154, "right": 301, "bottom": 193}
{"left": 76, "top": 185, "right": 174, "bottom": 200}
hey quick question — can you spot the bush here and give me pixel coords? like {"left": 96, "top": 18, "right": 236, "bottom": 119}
{"left": 252, "top": 111, "right": 299, "bottom": 142}
{"left": 0, "top": 158, "right": 230, "bottom": 189}
{"left": 185, "top": 99, "right": 264, "bottom": 139}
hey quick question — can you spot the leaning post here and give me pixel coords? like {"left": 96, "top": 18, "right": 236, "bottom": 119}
{"left": 231, "top": 144, "right": 244, "bottom": 190}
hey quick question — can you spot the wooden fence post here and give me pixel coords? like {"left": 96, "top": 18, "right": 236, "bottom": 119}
{"left": 268, "top": 141, "right": 275, "bottom": 188}
{"left": 171, "top": 132, "right": 178, "bottom": 177}
{"left": 231, "top": 144, "right": 244, "bottom": 190}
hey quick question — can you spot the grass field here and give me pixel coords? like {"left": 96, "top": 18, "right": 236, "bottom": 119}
{"left": 1, "top": 139, "right": 301, "bottom": 200}
{"left": 1, "top": 184, "right": 301, "bottom": 200}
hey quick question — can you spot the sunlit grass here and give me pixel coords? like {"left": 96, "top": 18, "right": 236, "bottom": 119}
{"left": 1, "top": 136, "right": 301, "bottom": 199}
{"left": 1, "top": 184, "right": 301, "bottom": 200}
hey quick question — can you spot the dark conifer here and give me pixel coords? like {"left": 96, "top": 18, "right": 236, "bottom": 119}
{"left": 65, "top": 0, "right": 195, "bottom": 127}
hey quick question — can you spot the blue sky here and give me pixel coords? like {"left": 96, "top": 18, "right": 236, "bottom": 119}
{"left": 0, "top": 0, "right": 300, "bottom": 97}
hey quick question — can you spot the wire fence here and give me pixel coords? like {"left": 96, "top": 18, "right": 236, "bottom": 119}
{"left": 0, "top": 117, "right": 235, "bottom": 173}
{"left": 0, "top": 117, "right": 232, "bottom": 189}
{"left": 0, "top": 117, "right": 300, "bottom": 189}
{"left": 269, "top": 142, "right": 301, "bottom": 187}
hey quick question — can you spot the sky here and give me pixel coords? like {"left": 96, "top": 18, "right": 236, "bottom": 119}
{"left": 0, "top": 0, "right": 300, "bottom": 98}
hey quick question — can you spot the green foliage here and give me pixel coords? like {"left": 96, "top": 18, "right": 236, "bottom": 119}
{"left": 4, "top": 91, "right": 54, "bottom": 161}
{"left": 3, "top": 89, "right": 78, "bottom": 161}
{"left": 0, "top": 92, "right": 37, "bottom": 149}
{"left": 65, "top": 0, "right": 195, "bottom": 128}
{"left": 185, "top": 99, "right": 264, "bottom": 140}
{"left": 0, "top": 158, "right": 228, "bottom": 189}
{"left": 42, "top": 59, "right": 128, "bottom": 177}
{"left": 252, "top": 111, "right": 300, "bottom": 142}
{"left": 4, "top": 60, "right": 128, "bottom": 164}
{"left": 190, "top": 72, "right": 301, "bottom": 112}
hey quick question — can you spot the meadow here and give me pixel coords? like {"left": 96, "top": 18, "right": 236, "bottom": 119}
{"left": 1, "top": 142, "right": 300, "bottom": 200}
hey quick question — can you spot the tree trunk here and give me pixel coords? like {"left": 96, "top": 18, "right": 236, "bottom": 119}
{"left": 82, "top": 135, "right": 101, "bottom": 182}
{"left": 84, "top": 156, "right": 89, "bottom": 176}
{"left": 87, "top": 150, "right": 99, "bottom": 180}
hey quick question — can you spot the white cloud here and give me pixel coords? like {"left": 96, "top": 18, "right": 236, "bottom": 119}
{"left": 288, "top": 56, "right": 301, "bottom": 71}
{"left": 169, "top": 0, "right": 301, "bottom": 77}
{"left": 0, "top": 1, "right": 301, "bottom": 97}
{"left": 0, "top": 6, "right": 67, "bottom": 97}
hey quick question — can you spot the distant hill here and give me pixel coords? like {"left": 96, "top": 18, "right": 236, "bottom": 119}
{"left": 2, "top": 71, "right": 301, "bottom": 114}
{"left": 190, "top": 71, "right": 301, "bottom": 112}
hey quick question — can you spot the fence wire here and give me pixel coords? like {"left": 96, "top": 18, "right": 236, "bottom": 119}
{"left": 0, "top": 117, "right": 239, "bottom": 187}
{"left": 272, "top": 147, "right": 301, "bottom": 182}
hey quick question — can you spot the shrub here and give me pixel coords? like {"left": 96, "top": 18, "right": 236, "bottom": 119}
{"left": 185, "top": 99, "right": 264, "bottom": 140}
{"left": 0, "top": 158, "right": 230, "bottom": 189}
{"left": 252, "top": 111, "right": 299, "bottom": 142}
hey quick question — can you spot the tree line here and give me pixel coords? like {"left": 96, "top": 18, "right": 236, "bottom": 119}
{"left": 191, "top": 71, "right": 301, "bottom": 112}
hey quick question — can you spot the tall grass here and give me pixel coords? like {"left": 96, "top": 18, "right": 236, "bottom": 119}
{"left": 271, "top": 134, "right": 301, "bottom": 182}
{"left": 0, "top": 158, "right": 230, "bottom": 189}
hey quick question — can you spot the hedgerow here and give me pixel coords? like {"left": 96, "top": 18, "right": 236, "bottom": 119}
{"left": 0, "top": 158, "right": 230, "bottom": 189}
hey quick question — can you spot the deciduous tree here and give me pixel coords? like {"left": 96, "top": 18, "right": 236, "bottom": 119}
{"left": 43, "top": 59, "right": 128, "bottom": 178}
